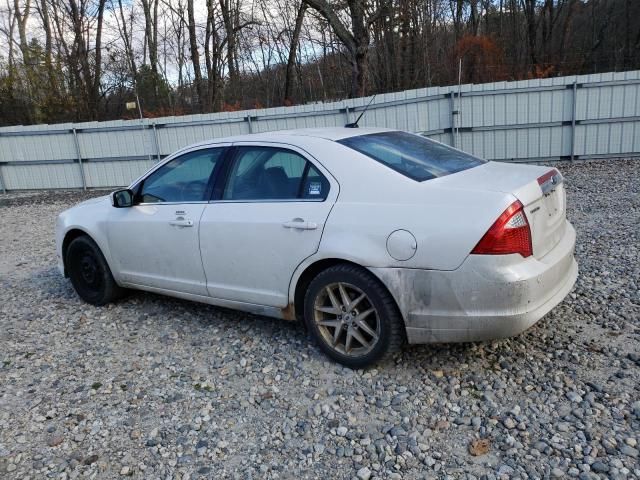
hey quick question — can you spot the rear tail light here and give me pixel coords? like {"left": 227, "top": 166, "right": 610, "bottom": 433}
{"left": 471, "top": 200, "right": 533, "bottom": 257}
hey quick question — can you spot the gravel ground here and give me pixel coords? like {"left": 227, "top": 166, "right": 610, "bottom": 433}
{"left": 1, "top": 159, "right": 639, "bottom": 480}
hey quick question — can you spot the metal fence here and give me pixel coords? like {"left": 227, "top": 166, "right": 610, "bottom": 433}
{"left": 1, "top": 70, "right": 640, "bottom": 191}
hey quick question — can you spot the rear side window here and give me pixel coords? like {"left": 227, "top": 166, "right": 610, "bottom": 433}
{"left": 338, "top": 131, "right": 485, "bottom": 181}
{"left": 223, "top": 147, "right": 329, "bottom": 201}
{"left": 301, "top": 165, "right": 330, "bottom": 200}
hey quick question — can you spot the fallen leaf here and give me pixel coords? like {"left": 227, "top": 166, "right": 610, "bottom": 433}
{"left": 469, "top": 438, "right": 490, "bottom": 456}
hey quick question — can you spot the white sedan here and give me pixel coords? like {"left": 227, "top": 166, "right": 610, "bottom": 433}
{"left": 56, "top": 127, "right": 578, "bottom": 367}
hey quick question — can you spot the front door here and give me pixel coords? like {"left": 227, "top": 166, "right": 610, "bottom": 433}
{"left": 107, "top": 146, "right": 227, "bottom": 295}
{"left": 199, "top": 144, "right": 337, "bottom": 307}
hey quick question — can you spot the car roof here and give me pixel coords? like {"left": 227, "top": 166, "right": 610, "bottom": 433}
{"left": 183, "top": 127, "right": 397, "bottom": 150}
{"left": 267, "top": 127, "right": 396, "bottom": 141}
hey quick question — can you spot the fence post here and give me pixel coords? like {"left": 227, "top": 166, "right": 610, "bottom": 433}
{"left": 72, "top": 128, "right": 87, "bottom": 190}
{"left": 344, "top": 105, "right": 350, "bottom": 125}
{"left": 152, "top": 123, "right": 161, "bottom": 162}
{"left": 246, "top": 116, "right": 253, "bottom": 133}
{"left": 570, "top": 81, "right": 578, "bottom": 161}
{"left": 449, "top": 91, "right": 457, "bottom": 148}
{"left": 0, "top": 165, "right": 6, "bottom": 193}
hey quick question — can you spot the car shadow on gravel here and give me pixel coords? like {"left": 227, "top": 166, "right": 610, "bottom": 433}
{"left": 28, "top": 265, "right": 303, "bottom": 333}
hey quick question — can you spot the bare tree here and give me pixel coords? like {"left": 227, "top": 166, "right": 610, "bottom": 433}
{"left": 51, "top": 0, "right": 107, "bottom": 119}
{"left": 303, "top": 0, "right": 387, "bottom": 97}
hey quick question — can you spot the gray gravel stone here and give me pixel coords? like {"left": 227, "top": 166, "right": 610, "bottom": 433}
{"left": 357, "top": 466, "right": 372, "bottom": 480}
{"left": 591, "top": 461, "right": 609, "bottom": 473}
{"left": 621, "top": 445, "right": 639, "bottom": 458}
{"left": 503, "top": 417, "right": 517, "bottom": 429}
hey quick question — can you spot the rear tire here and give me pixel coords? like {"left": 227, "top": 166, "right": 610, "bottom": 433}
{"left": 66, "top": 235, "right": 124, "bottom": 306}
{"left": 303, "top": 264, "right": 404, "bottom": 368}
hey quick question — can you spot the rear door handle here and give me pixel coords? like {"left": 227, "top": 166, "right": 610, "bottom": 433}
{"left": 169, "top": 218, "right": 194, "bottom": 227}
{"left": 283, "top": 219, "right": 318, "bottom": 230}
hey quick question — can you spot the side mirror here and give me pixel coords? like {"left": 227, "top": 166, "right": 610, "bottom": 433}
{"left": 111, "top": 189, "right": 134, "bottom": 208}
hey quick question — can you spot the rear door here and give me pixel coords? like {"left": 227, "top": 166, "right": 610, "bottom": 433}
{"left": 199, "top": 143, "right": 338, "bottom": 307}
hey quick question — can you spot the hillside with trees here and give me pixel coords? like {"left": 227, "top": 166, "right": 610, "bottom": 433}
{"left": 1, "top": 0, "right": 639, "bottom": 126}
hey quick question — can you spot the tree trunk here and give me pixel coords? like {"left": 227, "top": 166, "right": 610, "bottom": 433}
{"left": 348, "top": 0, "right": 370, "bottom": 97}
{"left": 141, "top": 0, "right": 159, "bottom": 74}
{"left": 38, "top": 0, "right": 57, "bottom": 93}
{"left": 13, "top": 0, "right": 31, "bottom": 65}
{"left": 117, "top": 0, "right": 137, "bottom": 77}
{"left": 469, "top": 0, "right": 480, "bottom": 36}
{"left": 187, "top": 0, "right": 204, "bottom": 111}
{"left": 398, "top": 0, "right": 411, "bottom": 90}
{"left": 284, "top": 3, "right": 307, "bottom": 103}
{"left": 453, "top": 0, "right": 463, "bottom": 41}
{"left": 6, "top": 3, "right": 16, "bottom": 71}
{"left": 624, "top": 0, "right": 631, "bottom": 68}
{"left": 204, "top": 0, "right": 219, "bottom": 110}
{"left": 91, "top": 0, "right": 106, "bottom": 119}
{"left": 219, "top": 0, "right": 238, "bottom": 84}
{"left": 521, "top": 0, "right": 538, "bottom": 71}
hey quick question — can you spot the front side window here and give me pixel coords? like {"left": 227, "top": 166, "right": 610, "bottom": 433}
{"left": 223, "top": 147, "right": 329, "bottom": 201}
{"left": 138, "top": 148, "right": 224, "bottom": 203}
{"left": 338, "top": 131, "right": 485, "bottom": 181}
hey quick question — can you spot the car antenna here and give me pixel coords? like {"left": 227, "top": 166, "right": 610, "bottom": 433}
{"left": 345, "top": 94, "right": 377, "bottom": 128}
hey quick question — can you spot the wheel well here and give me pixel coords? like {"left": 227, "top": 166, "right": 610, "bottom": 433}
{"left": 293, "top": 258, "right": 393, "bottom": 322}
{"left": 61, "top": 229, "right": 89, "bottom": 275}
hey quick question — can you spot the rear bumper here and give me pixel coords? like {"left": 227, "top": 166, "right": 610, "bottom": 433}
{"left": 369, "top": 221, "right": 578, "bottom": 344}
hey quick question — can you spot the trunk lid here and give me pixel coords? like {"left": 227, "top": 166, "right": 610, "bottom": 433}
{"left": 434, "top": 161, "right": 567, "bottom": 259}
{"left": 525, "top": 170, "right": 567, "bottom": 259}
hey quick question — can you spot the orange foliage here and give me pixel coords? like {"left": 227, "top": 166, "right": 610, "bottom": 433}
{"left": 528, "top": 64, "right": 555, "bottom": 79}
{"left": 221, "top": 101, "right": 242, "bottom": 112}
{"left": 122, "top": 106, "right": 188, "bottom": 120}
{"left": 454, "top": 35, "right": 508, "bottom": 83}
{"left": 144, "top": 106, "right": 188, "bottom": 118}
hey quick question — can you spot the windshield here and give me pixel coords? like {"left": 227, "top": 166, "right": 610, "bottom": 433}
{"left": 338, "top": 131, "right": 485, "bottom": 181}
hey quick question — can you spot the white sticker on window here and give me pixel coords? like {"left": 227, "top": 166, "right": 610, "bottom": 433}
{"left": 308, "top": 182, "right": 321, "bottom": 195}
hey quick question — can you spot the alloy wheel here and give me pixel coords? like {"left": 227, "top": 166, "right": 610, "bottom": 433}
{"left": 313, "top": 282, "right": 381, "bottom": 356}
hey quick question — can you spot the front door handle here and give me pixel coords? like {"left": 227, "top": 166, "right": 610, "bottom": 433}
{"left": 169, "top": 218, "right": 194, "bottom": 227}
{"left": 283, "top": 219, "right": 318, "bottom": 230}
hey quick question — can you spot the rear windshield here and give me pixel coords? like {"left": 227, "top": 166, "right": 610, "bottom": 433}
{"left": 338, "top": 131, "right": 485, "bottom": 181}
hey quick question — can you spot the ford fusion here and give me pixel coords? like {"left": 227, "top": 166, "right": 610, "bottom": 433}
{"left": 56, "top": 128, "right": 578, "bottom": 367}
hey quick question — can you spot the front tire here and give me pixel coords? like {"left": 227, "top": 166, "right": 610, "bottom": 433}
{"left": 303, "top": 264, "right": 404, "bottom": 368}
{"left": 66, "top": 236, "right": 124, "bottom": 306}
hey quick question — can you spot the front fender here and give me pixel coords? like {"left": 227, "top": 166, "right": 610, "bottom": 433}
{"left": 55, "top": 197, "right": 118, "bottom": 281}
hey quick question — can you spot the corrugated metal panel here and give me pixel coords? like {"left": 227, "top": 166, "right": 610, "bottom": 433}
{"left": 1, "top": 70, "right": 639, "bottom": 190}
{"left": 0, "top": 132, "right": 76, "bottom": 162}
{"left": 79, "top": 127, "right": 154, "bottom": 159}
{"left": 2, "top": 163, "right": 83, "bottom": 189}
{"left": 83, "top": 160, "right": 156, "bottom": 188}
{"left": 575, "top": 120, "right": 640, "bottom": 156}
